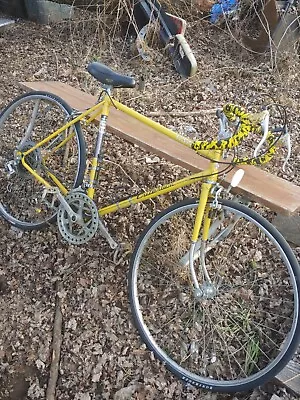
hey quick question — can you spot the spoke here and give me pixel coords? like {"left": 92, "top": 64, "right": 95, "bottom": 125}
{"left": 18, "top": 99, "right": 40, "bottom": 148}
{"left": 205, "top": 305, "right": 247, "bottom": 379}
{"left": 216, "top": 301, "right": 272, "bottom": 363}
{"left": 208, "top": 301, "right": 261, "bottom": 378}
{"left": 140, "top": 259, "right": 184, "bottom": 285}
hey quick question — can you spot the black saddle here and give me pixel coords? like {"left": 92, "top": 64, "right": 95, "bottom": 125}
{"left": 87, "top": 62, "right": 136, "bottom": 88}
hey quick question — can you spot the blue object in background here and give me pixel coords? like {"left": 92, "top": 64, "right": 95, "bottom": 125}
{"left": 210, "top": 0, "right": 237, "bottom": 23}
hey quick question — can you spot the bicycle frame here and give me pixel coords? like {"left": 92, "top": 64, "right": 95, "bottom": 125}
{"left": 18, "top": 90, "right": 223, "bottom": 243}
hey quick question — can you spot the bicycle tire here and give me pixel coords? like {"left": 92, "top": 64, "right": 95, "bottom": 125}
{"left": 0, "top": 91, "right": 86, "bottom": 230}
{"left": 129, "top": 198, "right": 300, "bottom": 392}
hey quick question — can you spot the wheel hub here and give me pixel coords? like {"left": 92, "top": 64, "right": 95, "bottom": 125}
{"left": 194, "top": 282, "right": 217, "bottom": 300}
{"left": 16, "top": 140, "right": 41, "bottom": 177}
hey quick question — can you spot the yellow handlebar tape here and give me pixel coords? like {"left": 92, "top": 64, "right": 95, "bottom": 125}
{"left": 191, "top": 103, "right": 277, "bottom": 165}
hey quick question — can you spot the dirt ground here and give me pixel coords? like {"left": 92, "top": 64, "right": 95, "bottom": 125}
{"left": 0, "top": 7, "right": 300, "bottom": 400}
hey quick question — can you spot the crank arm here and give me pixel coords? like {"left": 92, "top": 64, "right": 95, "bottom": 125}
{"left": 42, "top": 187, "right": 79, "bottom": 222}
{"left": 98, "top": 219, "right": 118, "bottom": 250}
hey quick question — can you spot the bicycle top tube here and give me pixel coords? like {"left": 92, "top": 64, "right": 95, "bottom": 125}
{"left": 87, "top": 62, "right": 286, "bottom": 168}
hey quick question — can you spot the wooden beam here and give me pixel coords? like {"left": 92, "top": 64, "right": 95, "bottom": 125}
{"left": 20, "top": 81, "right": 300, "bottom": 215}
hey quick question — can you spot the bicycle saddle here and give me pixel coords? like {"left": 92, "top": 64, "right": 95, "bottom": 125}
{"left": 87, "top": 62, "right": 136, "bottom": 88}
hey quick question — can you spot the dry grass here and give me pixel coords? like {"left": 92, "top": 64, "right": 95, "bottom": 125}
{"left": 51, "top": 0, "right": 204, "bottom": 63}
{"left": 50, "top": 0, "right": 299, "bottom": 75}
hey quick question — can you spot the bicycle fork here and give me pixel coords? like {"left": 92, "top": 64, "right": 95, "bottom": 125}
{"left": 187, "top": 167, "right": 247, "bottom": 300}
{"left": 186, "top": 151, "right": 222, "bottom": 300}
{"left": 188, "top": 182, "right": 217, "bottom": 300}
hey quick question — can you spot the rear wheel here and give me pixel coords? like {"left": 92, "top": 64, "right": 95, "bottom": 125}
{"left": 0, "top": 91, "right": 86, "bottom": 230}
{"left": 129, "top": 198, "right": 300, "bottom": 392}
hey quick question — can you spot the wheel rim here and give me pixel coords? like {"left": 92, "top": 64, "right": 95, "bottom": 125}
{"left": 0, "top": 94, "right": 83, "bottom": 227}
{"left": 130, "top": 200, "right": 299, "bottom": 391}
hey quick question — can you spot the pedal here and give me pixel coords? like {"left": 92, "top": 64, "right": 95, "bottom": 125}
{"left": 42, "top": 187, "right": 59, "bottom": 210}
{"left": 113, "top": 242, "right": 133, "bottom": 265}
{"left": 98, "top": 220, "right": 132, "bottom": 263}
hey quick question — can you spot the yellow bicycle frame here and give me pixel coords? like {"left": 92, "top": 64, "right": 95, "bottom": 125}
{"left": 18, "top": 91, "right": 222, "bottom": 242}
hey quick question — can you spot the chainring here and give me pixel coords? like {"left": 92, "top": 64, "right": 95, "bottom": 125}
{"left": 57, "top": 191, "right": 99, "bottom": 244}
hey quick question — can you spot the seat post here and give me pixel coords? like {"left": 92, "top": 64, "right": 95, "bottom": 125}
{"left": 95, "top": 85, "right": 112, "bottom": 156}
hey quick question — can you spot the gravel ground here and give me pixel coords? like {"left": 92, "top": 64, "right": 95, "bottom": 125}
{"left": 0, "top": 8, "right": 300, "bottom": 400}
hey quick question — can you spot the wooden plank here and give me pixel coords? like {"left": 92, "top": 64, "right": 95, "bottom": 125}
{"left": 273, "top": 214, "right": 300, "bottom": 246}
{"left": 275, "top": 360, "right": 300, "bottom": 396}
{"left": 20, "top": 81, "right": 300, "bottom": 215}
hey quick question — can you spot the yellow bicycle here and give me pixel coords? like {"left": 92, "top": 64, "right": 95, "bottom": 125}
{"left": 0, "top": 62, "right": 299, "bottom": 393}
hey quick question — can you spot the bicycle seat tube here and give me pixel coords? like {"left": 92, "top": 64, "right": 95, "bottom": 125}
{"left": 87, "top": 87, "right": 112, "bottom": 199}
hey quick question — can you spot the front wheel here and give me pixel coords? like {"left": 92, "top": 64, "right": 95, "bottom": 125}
{"left": 129, "top": 198, "right": 300, "bottom": 392}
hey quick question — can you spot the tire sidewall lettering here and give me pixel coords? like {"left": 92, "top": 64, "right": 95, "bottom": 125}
{"left": 181, "top": 376, "right": 212, "bottom": 390}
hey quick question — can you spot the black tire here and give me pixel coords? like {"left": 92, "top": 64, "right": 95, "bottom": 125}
{"left": 0, "top": 91, "right": 86, "bottom": 230}
{"left": 129, "top": 198, "right": 300, "bottom": 392}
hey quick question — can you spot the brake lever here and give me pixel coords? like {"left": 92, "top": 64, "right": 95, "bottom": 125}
{"left": 267, "top": 125, "right": 291, "bottom": 171}
{"left": 253, "top": 110, "right": 270, "bottom": 157}
{"left": 280, "top": 130, "right": 291, "bottom": 172}
{"left": 216, "top": 109, "right": 232, "bottom": 140}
